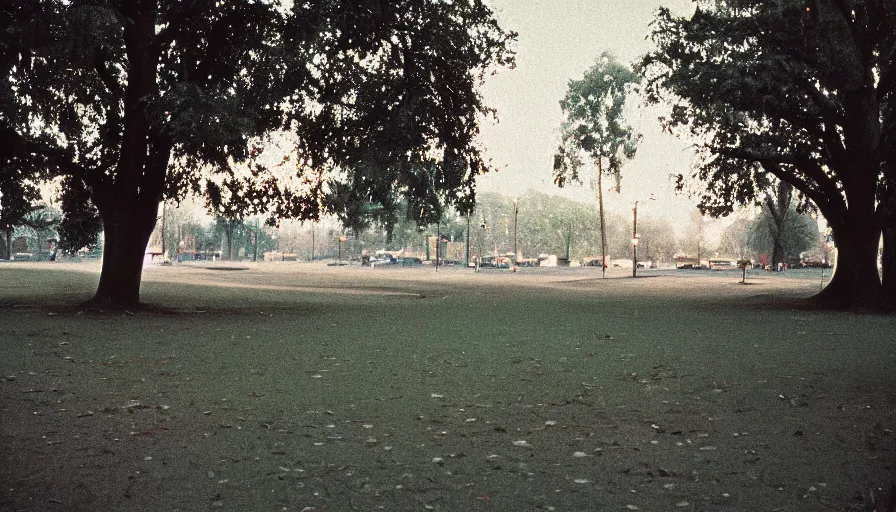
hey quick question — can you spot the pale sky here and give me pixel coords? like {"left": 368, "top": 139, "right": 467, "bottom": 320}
{"left": 476, "top": 0, "right": 707, "bottom": 233}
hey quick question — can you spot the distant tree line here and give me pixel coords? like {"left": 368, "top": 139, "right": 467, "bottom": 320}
{"left": 2, "top": 184, "right": 822, "bottom": 267}
{"left": 142, "top": 190, "right": 822, "bottom": 266}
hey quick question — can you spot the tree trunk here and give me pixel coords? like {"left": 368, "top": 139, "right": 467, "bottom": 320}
{"left": 597, "top": 158, "right": 607, "bottom": 277}
{"left": 882, "top": 222, "right": 896, "bottom": 307}
{"left": 813, "top": 82, "right": 884, "bottom": 310}
{"left": 881, "top": 155, "right": 896, "bottom": 308}
{"left": 86, "top": 5, "right": 167, "bottom": 308}
{"left": 765, "top": 184, "right": 791, "bottom": 270}
{"left": 814, "top": 218, "right": 882, "bottom": 310}
{"left": 771, "top": 236, "right": 783, "bottom": 269}
{"left": 91, "top": 219, "right": 155, "bottom": 308}
{"left": 227, "top": 221, "right": 235, "bottom": 260}
{"left": 4, "top": 229, "right": 10, "bottom": 260}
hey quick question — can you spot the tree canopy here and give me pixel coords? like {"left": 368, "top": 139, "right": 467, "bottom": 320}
{"left": 553, "top": 52, "right": 641, "bottom": 192}
{"left": 2, "top": 0, "right": 516, "bottom": 306}
{"left": 641, "top": 0, "right": 895, "bottom": 309}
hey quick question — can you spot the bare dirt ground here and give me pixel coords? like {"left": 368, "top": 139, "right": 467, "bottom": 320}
{"left": 1, "top": 261, "right": 895, "bottom": 511}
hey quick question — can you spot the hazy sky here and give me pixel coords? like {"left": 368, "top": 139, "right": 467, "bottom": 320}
{"left": 475, "top": 0, "right": 705, "bottom": 232}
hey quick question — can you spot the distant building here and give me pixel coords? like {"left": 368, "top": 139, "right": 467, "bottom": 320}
{"left": 674, "top": 255, "right": 700, "bottom": 268}
{"left": 708, "top": 258, "right": 738, "bottom": 269}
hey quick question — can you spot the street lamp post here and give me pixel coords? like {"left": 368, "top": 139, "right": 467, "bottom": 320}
{"left": 477, "top": 218, "right": 487, "bottom": 272}
{"left": 161, "top": 200, "right": 167, "bottom": 260}
{"left": 632, "top": 194, "right": 655, "bottom": 278}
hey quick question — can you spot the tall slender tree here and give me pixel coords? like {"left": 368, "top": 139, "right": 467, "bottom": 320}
{"left": 553, "top": 52, "right": 642, "bottom": 275}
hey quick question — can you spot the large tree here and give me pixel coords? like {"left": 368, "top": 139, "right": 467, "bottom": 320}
{"left": 641, "top": 0, "right": 895, "bottom": 309}
{"left": 2, "top": 0, "right": 515, "bottom": 306}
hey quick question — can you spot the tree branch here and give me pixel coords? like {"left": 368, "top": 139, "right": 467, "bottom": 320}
{"left": 717, "top": 146, "right": 799, "bottom": 167}
{"left": 135, "top": 137, "right": 174, "bottom": 224}
{"left": 153, "top": 1, "right": 214, "bottom": 53}
{"left": 2, "top": 124, "right": 115, "bottom": 208}
{"left": 878, "top": 50, "right": 895, "bottom": 102}
{"left": 820, "top": 121, "right": 850, "bottom": 170}
{"left": 719, "top": 145, "right": 844, "bottom": 209}
{"left": 764, "top": 193, "right": 783, "bottom": 227}
{"left": 717, "top": 145, "right": 847, "bottom": 223}
{"left": 3, "top": 126, "right": 67, "bottom": 171}
{"left": 793, "top": 158, "right": 846, "bottom": 214}
{"left": 758, "top": 161, "right": 839, "bottom": 222}
{"left": 92, "top": 53, "right": 124, "bottom": 98}
{"left": 801, "top": 79, "right": 846, "bottom": 125}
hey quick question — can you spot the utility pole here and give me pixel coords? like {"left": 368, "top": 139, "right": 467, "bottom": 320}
{"left": 477, "top": 219, "right": 487, "bottom": 272}
{"left": 513, "top": 199, "right": 519, "bottom": 262}
{"left": 161, "top": 200, "right": 167, "bottom": 259}
{"left": 632, "top": 201, "right": 639, "bottom": 278}
{"left": 565, "top": 222, "right": 571, "bottom": 260}
{"left": 253, "top": 217, "right": 259, "bottom": 262}
{"left": 465, "top": 215, "right": 470, "bottom": 268}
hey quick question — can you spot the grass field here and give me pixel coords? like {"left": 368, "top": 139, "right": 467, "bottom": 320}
{"left": 1, "top": 261, "right": 894, "bottom": 511}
